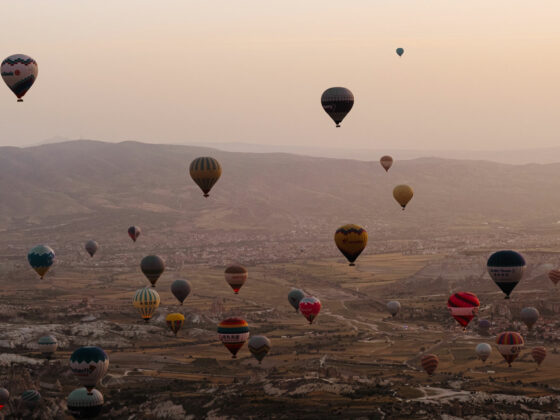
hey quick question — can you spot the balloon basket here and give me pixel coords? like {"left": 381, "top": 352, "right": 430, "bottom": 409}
{"left": 17, "top": 99, "right": 23, "bottom": 103}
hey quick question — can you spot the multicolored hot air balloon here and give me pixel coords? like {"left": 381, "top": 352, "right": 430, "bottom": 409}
{"left": 447, "top": 292, "right": 480, "bottom": 329}
{"left": 299, "top": 296, "right": 321, "bottom": 324}
{"left": 69, "top": 347, "right": 109, "bottom": 393}
{"left": 288, "top": 289, "right": 305, "bottom": 312}
{"left": 21, "top": 390, "right": 41, "bottom": 408}
{"left": 548, "top": 269, "right": 560, "bottom": 286}
{"left": 166, "top": 313, "right": 185, "bottom": 336}
{"left": 224, "top": 265, "right": 248, "bottom": 294}
{"left": 321, "top": 87, "right": 354, "bottom": 127}
{"left": 475, "top": 343, "right": 492, "bottom": 362}
{"left": 496, "top": 331, "right": 524, "bottom": 367}
{"left": 85, "top": 240, "right": 98, "bottom": 258}
{"left": 133, "top": 287, "right": 160, "bottom": 322}
{"left": 520, "top": 307, "right": 539, "bottom": 330}
{"left": 248, "top": 335, "right": 271, "bottom": 364}
{"left": 334, "top": 224, "right": 368, "bottom": 266}
{"left": 1, "top": 54, "right": 38, "bottom": 102}
{"left": 171, "top": 279, "right": 192, "bottom": 305}
{"left": 487, "top": 250, "right": 526, "bottom": 299}
{"left": 0, "top": 388, "right": 9, "bottom": 411}
{"left": 190, "top": 157, "right": 222, "bottom": 197}
{"left": 421, "top": 354, "right": 439, "bottom": 375}
{"left": 531, "top": 346, "right": 546, "bottom": 366}
{"left": 141, "top": 255, "right": 165, "bottom": 287}
{"left": 128, "top": 226, "right": 141, "bottom": 242}
{"left": 27, "top": 245, "right": 55, "bottom": 279}
{"left": 396, "top": 48, "right": 404, "bottom": 57}
{"left": 38, "top": 335, "right": 58, "bottom": 359}
{"left": 393, "top": 185, "right": 413, "bottom": 210}
{"left": 380, "top": 155, "right": 393, "bottom": 172}
{"left": 67, "top": 388, "right": 104, "bottom": 419}
{"left": 217, "top": 318, "right": 249, "bottom": 358}
{"left": 387, "top": 301, "right": 401, "bottom": 317}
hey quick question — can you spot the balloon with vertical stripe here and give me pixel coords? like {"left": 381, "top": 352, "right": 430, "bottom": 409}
{"left": 190, "top": 157, "right": 222, "bottom": 197}
{"left": 447, "top": 292, "right": 479, "bottom": 329}
{"left": 531, "top": 346, "right": 546, "bottom": 366}
{"left": 133, "top": 287, "right": 160, "bottom": 322}
{"left": 496, "top": 331, "right": 524, "bottom": 367}
{"left": 217, "top": 317, "right": 249, "bottom": 358}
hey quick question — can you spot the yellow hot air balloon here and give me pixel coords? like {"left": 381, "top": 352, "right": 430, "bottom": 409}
{"left": 166, "top": 313, "right": 185, "bottom": 336}
{"left": 393, "top": 184, "right": 413, "bottom": 210}
{"left": 133, "top": 287, "right": 160, "bottom": 322}
{"left": 189, "top": 157, "right": 222, "bottom": 197}
{"left": 334, "top": 224, "right": 368, "bottom": 266}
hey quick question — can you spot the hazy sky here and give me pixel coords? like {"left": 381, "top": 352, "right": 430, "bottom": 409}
{"left": 1, "top": 1, "right": 559, "bottom": 150}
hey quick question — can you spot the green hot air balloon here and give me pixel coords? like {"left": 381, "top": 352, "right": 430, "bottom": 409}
{"left": 396, "top": 48, "right": 404, "bottom": 57}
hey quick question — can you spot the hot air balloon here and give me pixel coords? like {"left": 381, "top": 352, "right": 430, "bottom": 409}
{"left": 128, "top": 226, "right": 141, "bottom": 242}
{"left": 38, "top": 335, "right": 58, "bottom": 359}
{"left": 548, "top": 269, "right": 560, "bottom": 286}
{"left": 189, "top": 157, "right": 222, "bottom": 197}
{"left": 69, "top": 347, "right": 109, "bottom": 393}
{"left": 299, "top": 296, "right": 321, "bottom": 324}
{"left": 478, "top": 319, "right": 491, "bottom": 336}
{"left": 288, "top": 289, "right": 305, "bottom": 312}
{"left": 475, "top": 343, "right": 492, "bottom": 362}
{"left": 248, "top": 335, "right": 271, "bottom": 364}
{"left": 334, "top": 224, "right": 368, "bottom": 266}
{"left": 393, "top": 185, "right": 413, "bottom": 210}
{"left": 141, "top": 255, "right": 165, "bottom": 287}
{"left": 217, "top": 318, "right": 249, "bottom": 358}
{"left": 487, "top": 250, "right": 526, "bottom": 299}
{"left": 387, "top": 301, "right": 401, "bottom": 317}
{"left": 1, "top": 54, "right": 38, "bottom": 102}
{"left": 27, "top": 245, "right": 55, "bottom": 279}
{"left": 166, "top": 313, "right": 185, "bottom": 336}
{"left": 321, "top": 87, "right": 354, "bottom": 127}
{"left": 224, "top": 265, "right": 248, "bottom": 294}
{"left": 447, "top": 292, "right": 480, "bottom": 330}
{"left": 531, "top": 346, "right": 546, "bottom": 367}
{"left": 21, "top": 390, "right": 41, "bottom": 408}
{"left": 520, "top": 307, "right": 539, "bottom": 330}
{"left": 171, "top": 279, "right": 192, "bottom": 305}
{"left": 421, "top": 354, "right": 439, "bottom": 375}
{"left": 396, "top": 48, "right": 404, "bottom": 57}
{"left": 380, "top": 155, "right": 393, "bottom": 172}
{"left": 133, "top": 287, "right": 160, "bottom": 322}
{"left": 84, "top": 240, "right": 98, "bottom": 258}
{"left": 0, "top": 388, "right": 9, "bottom": 411}
{"left": 496, "top": 331, "right": 524, "bottom": 367}
{"left": 67, "top": 388, "right": 104, "bottom": 419}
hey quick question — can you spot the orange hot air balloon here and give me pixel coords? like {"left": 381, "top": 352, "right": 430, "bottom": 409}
{"left": 421, "top": 354, "right": 439, "bottom": 375}
{"left": 380, "top": 155, "right": 393, "bottom": 172}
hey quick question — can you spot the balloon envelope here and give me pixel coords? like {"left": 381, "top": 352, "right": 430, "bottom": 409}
{"left": 334, "top": 224, "right": 368, "bottom": 266}
{"left": 421, "top": 354, "right": 439, "bottom": 375}
{"left": 531, "top": 346, "right": 546, "bottom": 366}
{"left": 380, "top": 155, "right": 393, "bottom": 172}
{"left": 475, "top": 343, "right": 492, "bottom": 362}
{"left": 321, "top": 87, "right": 354, "bottom": 127}
{"left": 141, "top": 255, "right": 165, "bottom": 287}
{"left": 0, "top": 388, "right": 9, "bottom": 405}
{"left": 67, "top": 387, "right": 104, "bottom": 419}
{"left": 217, "top": 318, "right": 249, "bottom": 358}
{"left": 166, "top": 313, "right": 185, "bottom": 336}
{"left": 1, "top": 54, "right": 38, "bottom": 101}
{"left": 496, "top": 331, "right": 524, "bottom": 367}
{"left": 520, "top": 307, "right": 539, "bottom": 330}
{"left": 128, "top": 226, "right": 141, "bottom": 242}
{"left": 85, "top": 240, "right": 98, "bottom": 257}
{"left": 224, "top": 265, "right": 248, "bottom": 294}
{"left": 69, "top": 346, "right": 109, "bottom": 392}
{"left": 170, "top": 279, "right": 192, "bottom": 305}
{"left": 387, "top": 301, "right": 401, "bottom": 317}
{"left": 190, "top": 157, "right": 222, "bottom": 197}
{"left": 27, "top": 245, "right": 55, "bottom": 279}
{"left": 299, "top": 296, "right": 321, "bottom": 324}
{"left": 447, "top": 292, "right": 479, "bottom": 328}
{"left": 487, "top": 250, "right": 526, "bottom": 299}
{"left": 21, "top": 390, "right": 41, "bottom": 408}
{"left": 548, "top": 269, "right": 560, "bottom": 286}
{"left": 38, "top": 335, "right": 58, "bottom": 358}
{"left": 288, "top": 289, "right": 305, "bottom": 312}
{"left": 396, "top": 48, "right": 404, "bottom": 56}
{"left": 248, "top": 335, "right": 271, "bottom": 363}
{"left": 133, "top": 287, "right": 160, "bottom": 322}
{"left": 393, "top": 185, "right": 413, "bottom": 209}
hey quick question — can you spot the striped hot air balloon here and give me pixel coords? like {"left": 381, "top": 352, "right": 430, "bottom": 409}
{"left": 299, "top": 296, "right": 321, "bottom": 324}
{"left": 496, "top": 331, "right": 524, "bottom": 367}
{"left": 531, "top": 346, "right": 546, "bottom": 366}
{"left": 21, "top": 390, "right": 41, "bottom": 408}
{"left": 217, "top": 318, "right": 249, "bottom": 358}
{"left": 334, "top": 224, "right": 368, "bottom": 266}
{"left": 248, "top": 335, "right": 271, "bottom": 364}
{"left": 189, "top": 157, "right": 222, "bottom": 197}
{"left": 224, "top": 265, "right": 248, "bottom": 294}
{"left": 421, "top": 354, "right": 439, "bottom": 375}
{"left": 166, "top": 313, "right": 185, "bottom": 336}
{"left": 27, "top": 245, "right": 55, "bottom": 279}
{"left": 548, "top": 269, "right": 560, "bottom": 286}
{"left": 321, "top": 87, "right": 354, "bottom": 127}
{"left": 133, "top": 287, "right": 160, "bottom": 322}
{"left": 447, "top": 292, "right": 480, "bottom": 329}
{"left": 69, "top": 347, "right": 109, "bottom": 393}
{"left": 487, "top": 250, "right": 526, "bottom": 299}
{"left": 1, "top": 54, "right": 38, "bottom": 102}
{"left": 67, "top": 387, "right": 104, "bottom": 418}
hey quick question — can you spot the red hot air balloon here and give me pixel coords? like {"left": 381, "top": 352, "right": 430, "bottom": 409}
{"left": 531, "top": 346, "right": 546, "bottom": 366}
{"left": 421, "top": 354, "right": 439, "bottom": 375}
{"left": 496, "top": 331, "right": 524, "bottom": 367}
{"left": 548, "top": 269, "right": 560, "bottom": 286}
{"left": 217, "top": 318, "right": 249, "bottom": 358}
{"left": 447, "top": 292, "right": 480, "bottom": 330}
{"left": 299, "top": 297, "right": 321, "bottom": 324}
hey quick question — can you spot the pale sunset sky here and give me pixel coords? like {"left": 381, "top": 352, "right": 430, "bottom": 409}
{"left": 1, "top": 1, "right": 559, "bottom": 150}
